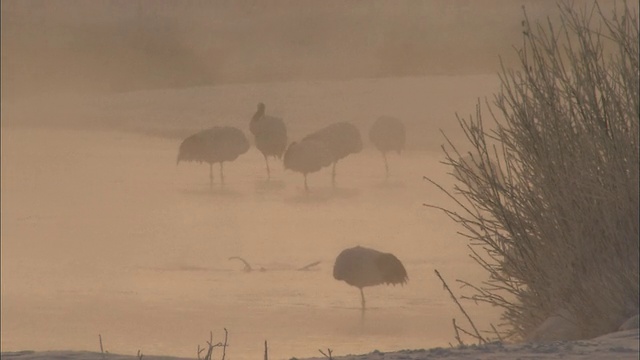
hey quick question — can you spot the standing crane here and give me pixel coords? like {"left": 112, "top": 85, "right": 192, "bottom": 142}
{"left": 283, "top": 139, "right": 333, "bottom": 192}
{"left": 369, "top": 116, "right": 406, "bottom": 181}
{"left": 177, "top": 126, "right": 249, "bottom": 188}
{"left": 250, "top": 103, "right": 288, "bottom": 180}
{"left": 303, "top": 122, "right": 363, "bottom": 188}
{"left": 333, "top": 246, "right": 408, "bottom": 310}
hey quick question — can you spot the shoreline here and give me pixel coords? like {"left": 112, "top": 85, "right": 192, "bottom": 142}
{"left": 2, "top": 328, "right": 638, "bottom": 360}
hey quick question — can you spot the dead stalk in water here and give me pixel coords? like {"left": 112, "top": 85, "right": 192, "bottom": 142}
{"left": 319, "top": 348, "right": 333, "bottom": 359}
{"left": 435, "top": 269, "right": 487, "bottom": 344}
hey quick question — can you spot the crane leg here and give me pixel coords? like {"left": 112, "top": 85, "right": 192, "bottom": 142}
{"left": 219, "top": 162, "right": 225, "bottom": 186}
{"left": 383, "top": 152, "right": 389, "bottom": 182}
{"left": 304, "top": 174, "right": 309, "bottom": 193}
{"left": 360, "top": 288, "right": 366, "bottom": 310}
{"left": 332, "top": 162, "right": 337, "bottom": 188}
{"left": 264, "top": 154, "right": 271, "bottom": 180}
{"left": 209, "top": 163, "right": 214, "bottom": 190}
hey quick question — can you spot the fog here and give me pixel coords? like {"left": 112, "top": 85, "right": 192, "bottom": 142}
{"left": 0, "top": 1, "right": 615, "bottom": 359}
{"left": 3, "top": 0, "right": 580, "bottom": 98}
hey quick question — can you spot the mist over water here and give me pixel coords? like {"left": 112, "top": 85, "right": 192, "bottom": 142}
{"left": 2, "top": 0, "right": 575, "bottom": 99}
{"left": 2, "top": 125, "right": 500, "bottom": 359}
{"left": 3, "top": 1, "right": 616, "bottom": 359}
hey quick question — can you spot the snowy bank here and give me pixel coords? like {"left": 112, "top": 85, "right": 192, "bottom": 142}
{"left": 2, "top": 328, "right": 638, "bottom": 360}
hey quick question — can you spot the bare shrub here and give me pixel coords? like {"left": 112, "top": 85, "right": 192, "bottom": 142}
{"left": 426, "top": 1, "right": 638, "bottom": 341}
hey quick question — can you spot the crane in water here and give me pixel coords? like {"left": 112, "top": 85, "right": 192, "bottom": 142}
{"left": 333, "top": 246, "right": 408, "bottom": 310}
{"left": 369, "top": 116, "right": 406, "bottom": 181}
{"left": 249, "top": 103, "right": 288, "bottom": 180}
{"left": 177, "top": 126, "right": 249, "bottom": 188}
{"left": 303, "top": 122, "right": 363, "bottom": 188}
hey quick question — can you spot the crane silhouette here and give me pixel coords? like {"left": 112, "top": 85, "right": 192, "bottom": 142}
{"left": 333, "top": 246, "right": 408, "bottom": 310}
{"left": 283, "top": 139, "right": 333, "bottom": 192}
{"left": 250, "top": 103, "right": 288, "bottom": 180}
{"left": 303, "top": 122, "right": 363, "bottom": 188}
{"left": 369, "top": 116, "right": 406, "bottom": 180}
{"left": 177, "top": 126, "right": 249, "bottom": 188}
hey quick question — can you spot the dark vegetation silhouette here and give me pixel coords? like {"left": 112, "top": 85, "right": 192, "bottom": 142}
{"left": 249, "top": 103, "right": 288, "bottom": 180}
{"left": 333, "top": 245, "right": 408, "bottom": 311}
{"left": 452, "top": 153, "right": 506, "bottom": 194}
{"left": 425, "top": 1, "right": 639, "bottom": 342}
{"left": 369, "top": 116, "right": 406, "bottom": 180}
{"left": 303, "top": 122, "right": 363, "bottom": 188}
{"left": 177, "top": 126, "right": 249, "bottom": 188}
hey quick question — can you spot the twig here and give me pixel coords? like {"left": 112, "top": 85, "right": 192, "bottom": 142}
{"left": 264, "top": 340, "right": 268, "bottom": 360}
{"left": 456, "top": 324, "right": 482, "bottom": 339}
{"left": 221, "top": 328, "right": 228, "bottom": 360}
{"left": 204, "top": 331, "right": 214, "bottom": 360}
{"left": 199, "top": 331, "right": 224, "bottom": 360}
{"left": 229, "top": 256, "right": 253, "bottom": 272}
{"left": 298, "top": 261, "right": 321, "bottom": 271}
{"left": 99, "top": 334, "right": 105, "bottom": 359}
{"left": 434, "top": 269, "right": 487, "bottom": 344}
{"left": 452, "top": 319, "right": 464, "bottom": 346}
{"left": 319, "top": 348, "right": 333, "bottom": 359}
{"left": 491, "top": 323, "right": 504, "bottom": 342}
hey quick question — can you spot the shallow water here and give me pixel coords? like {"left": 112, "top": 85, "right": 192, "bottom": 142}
{"left": 1, "top": 77, "right": 502, "bottom": 360}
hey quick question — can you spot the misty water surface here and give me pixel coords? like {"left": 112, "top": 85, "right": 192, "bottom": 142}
{"left": 1, "top": 76, "right": 504, "bottom": 359}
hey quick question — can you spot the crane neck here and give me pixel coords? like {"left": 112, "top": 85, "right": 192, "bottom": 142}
{"left": 252, "top": 106, "right": 265, "bottom": 123}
